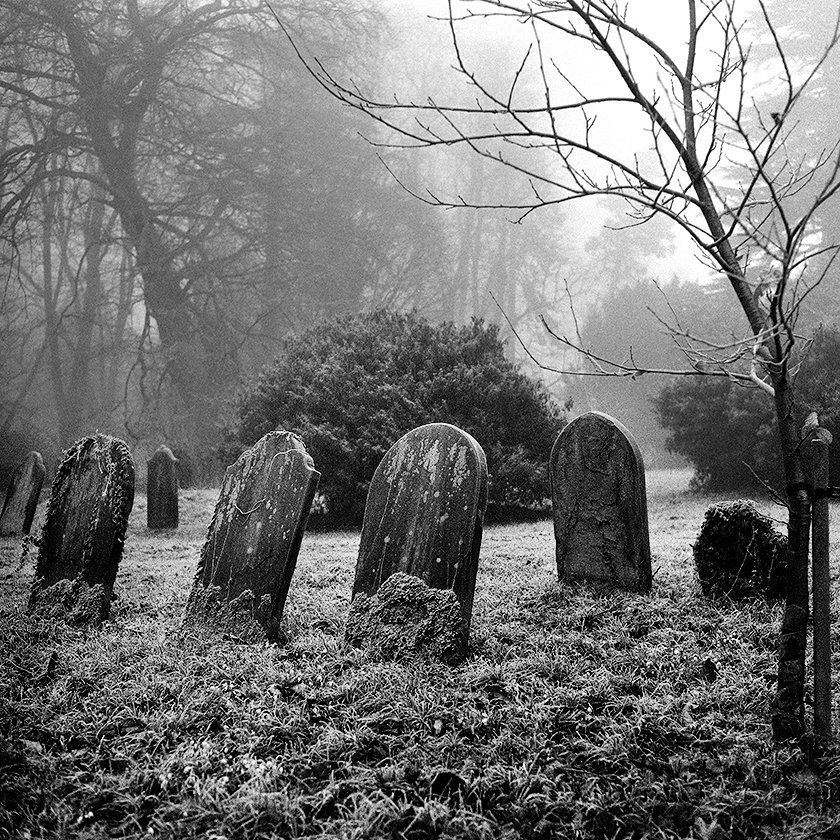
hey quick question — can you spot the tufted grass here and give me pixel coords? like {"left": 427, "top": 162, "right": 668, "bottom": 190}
{"left": 2, "top": 470, "right": 840, "bottom": 839}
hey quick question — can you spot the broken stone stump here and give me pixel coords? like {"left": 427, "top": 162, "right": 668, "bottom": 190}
{"left": 28, "top": 435, "right": 135, "bottom": 622}
{"left": 349, "top": 422, "right": 488, "bottom": 660}
{"left": 0, "top": 451, "right": 46, "bottom": 536}
{"left": 550, "top": 411, "right": 651, "bottom": 592}
{"left": 147, "top": 445, "right": 178, "bottom": 530}
{"left": 184, "top": 431, "right": 320, "bottom": 642}
{"left": 693, "top": 500, "right": 787, "bottom": 599}
{"left": 345, "top": 572, "right": 466, "bottom": 664}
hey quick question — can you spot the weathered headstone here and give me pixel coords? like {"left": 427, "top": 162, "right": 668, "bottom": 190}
{"left": 28, "top": 435, "right": 135, "bottom": 622}
{"left": 550, "top": 411, "right": 651, "bottom": 592}
{"left": 0, "top": 451, "right": 46, "bottom": 537}
{"left": 349, "top": 422, "right": 488, "bottom": 660}
{"left": 147, "top": 445, "right": 178, "bottom": 530}
{"left": 184, "top": 431, "right": 320, "bottom": 642}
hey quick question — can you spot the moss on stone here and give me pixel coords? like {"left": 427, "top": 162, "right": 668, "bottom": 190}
{"left": 693, "top": 500, "right": 787, "bottom": 599}
{"left": 183, "top": 584, "right": 276, "bottom": 643}
{"left": 345, "top": 572, "right": 467, "bottom": 664}
{"left": 28, "top": 578, "right": 109, "bottom": 624}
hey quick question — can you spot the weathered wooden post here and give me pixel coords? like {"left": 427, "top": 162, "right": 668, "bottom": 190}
{"left": 808, "top": 424, "right": 832, "bottom": 737}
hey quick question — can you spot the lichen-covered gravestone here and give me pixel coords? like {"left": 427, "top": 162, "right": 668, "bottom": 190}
{"left": 347, "top": 422, "right": 488, "bottom": 662}
{"left": 147, "top": 445, "right": 178, "bottom": 530}
{"left": 28, "top": 435, "right": 135, "bottom": 622}
{"left": 184, "top": 431, "right": 320, "bottom": 642}
{"left": 0, "top": 451, "right": 46, "bottom": 536}
{"left": 550, "top": 411, "right": 651, "bottom": 592}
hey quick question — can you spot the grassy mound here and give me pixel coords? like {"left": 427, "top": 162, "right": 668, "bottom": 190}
{"left": 693, "top": 501, "right": 788, "bottom": 599}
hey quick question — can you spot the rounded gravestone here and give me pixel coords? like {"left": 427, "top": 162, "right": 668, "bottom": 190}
{"left": 28, "top": 435, "right": 135, "bottom": 622}
{"left": 184, "top": 431, "right": 320, "bottom": 642}
{"left": 550, "top": 411, "right": 651, "bottom": 592}
{"left": 147, "top": 445, "right": 178, "bottom": 529}
{"left": 349, "top": 422, "right": 488, "bottom": 658}
{"left": 0, "top": 451, "right": 46, "bottom": 537}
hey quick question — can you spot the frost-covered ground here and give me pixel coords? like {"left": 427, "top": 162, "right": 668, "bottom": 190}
{"left": 2, "top": 469, "right": 840, "bottom": 839}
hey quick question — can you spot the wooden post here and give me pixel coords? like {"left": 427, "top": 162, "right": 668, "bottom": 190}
{"left": 809, "top": 426, "right": 833, "bottom": 738}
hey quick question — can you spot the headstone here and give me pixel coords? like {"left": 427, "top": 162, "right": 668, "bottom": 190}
{"left": 28, "top": 435, "right": 135, "bottom": 622}
{"left": 349, "top": 422, "right": 488, "bottom": 659}
{"left": 0, "top": 451, "right": 46, "bottom": 536}
{"left": 147, "top": 445, "right": 178, "bottom": 529}
{"left": 550, "top": 411, "right": 651, "bottom": 592}
{"left": 184, "top": 431, "right": 320, "bottom": 642}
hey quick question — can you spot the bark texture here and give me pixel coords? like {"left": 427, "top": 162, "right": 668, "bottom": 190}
{"left": 770, "top": 378, "right": 812, "bottom": 739}
{"left": 550, "top": 411, "right": 652, "bottom": 592}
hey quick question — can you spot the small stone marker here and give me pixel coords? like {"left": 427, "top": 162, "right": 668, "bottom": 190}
{"left": 147, "top": 445, "right": 178, "bottom": 529}
{"left": 349, "top": 422, "right": 488, "bottom": 660}
{"left": 550, "top": 411, "right": 651, "bottom": 592}
{"left": 184, "top": 431, "right": 320, "bottom": 642}
{"left": 28, "top": 435, "right": 135, "bottom": 622}
{"left": 0, "top": 451, "right": 46, "bottom": 536}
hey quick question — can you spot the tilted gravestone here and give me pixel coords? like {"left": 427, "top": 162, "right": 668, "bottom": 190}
{"left": 28, "top": 435, "right": 135, "bottom": 622}
{"left": 147, "top": 445, "right": 178, "bottom": 530}
{"left": 0, "top": 451, "right": 46, "bottom": 537}
{"left": 184, "top": 431, "right": 320, "bottom": 642}
{"left": 347, "top": 422, "right": 488, "bottom": 662}
{"left": 550, "top": 411, "right": 651, "bottom": 592}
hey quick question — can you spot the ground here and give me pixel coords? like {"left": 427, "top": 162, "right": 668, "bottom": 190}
{"left": 2, "top": 469, "right": 840, "bottom": 839}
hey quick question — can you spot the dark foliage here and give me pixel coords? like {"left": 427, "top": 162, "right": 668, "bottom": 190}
{"left": 653, "top": 326, "right": 840, "bottom": 491}
{"left": 225, "top": 310, "right": 566, "bottom": 523}
{"left": 0, "top": 428, "right": 53, "bottom": 490}
{"left": 693, "top": 500, "right": 788, "bottom": 599}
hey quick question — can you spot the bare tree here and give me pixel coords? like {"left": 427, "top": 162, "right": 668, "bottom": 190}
{"left": 289, "top": 0, "right": 840, "bottom": 737}
{"left": 2, "top": 0, "right": 422, "bottom": 473}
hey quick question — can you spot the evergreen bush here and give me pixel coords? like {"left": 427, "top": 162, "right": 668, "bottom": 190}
{"left": 225, "top": 310, "right": 566, "bottom": 523}
{"left": 693, "top": 501, "right": 787, "bottom": 599}
{"left": 652, "top": 326, "right": 840, "bottom": 491}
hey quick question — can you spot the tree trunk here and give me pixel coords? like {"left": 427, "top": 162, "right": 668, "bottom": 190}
{"left": 66, "top": 182, "right": 106, "bottom": 439}
{"left": 56, "top": 2, "right": 219, "bottom": 450}
{"left": 688, "top": 167, "right": 813, "bottom": 738}
{"left": 770, "top": 374, "right": 812, "bottom": 739}
{"left": 40, "top": 176, "right": 73, "bottom": 446}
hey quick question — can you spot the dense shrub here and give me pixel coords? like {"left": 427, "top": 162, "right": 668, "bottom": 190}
{"left": 693, "top": 501, "right": 787, "bottom": 599}
{"left": 653, "top": 326, "right": 840, "bottom": 491}
{"left": 225, "top": 310, "right": 567, "bottom": 523}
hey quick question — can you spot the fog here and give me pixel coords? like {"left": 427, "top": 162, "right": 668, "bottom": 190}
{"left": 1, "top": 0, "right": 837, "bottom": 480}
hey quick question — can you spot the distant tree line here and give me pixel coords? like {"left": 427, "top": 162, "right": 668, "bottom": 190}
{"left": 0, "top": 0, "right": 569, "bottom": 480}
